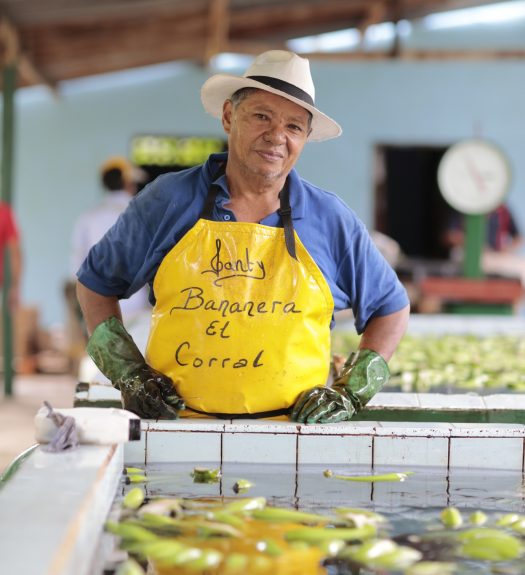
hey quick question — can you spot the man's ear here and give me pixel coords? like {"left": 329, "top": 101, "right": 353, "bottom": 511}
{"left": 222, "top": 100, "right": 233, "bottom": 134}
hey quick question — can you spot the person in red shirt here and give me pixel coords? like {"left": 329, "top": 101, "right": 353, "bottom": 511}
{"left": 486, "top": 204, "right": 523, "bottom": 253}
{"left": 0, "top": 202, "right": 22, "bottom": 311}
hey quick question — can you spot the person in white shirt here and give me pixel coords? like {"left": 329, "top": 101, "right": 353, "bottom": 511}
{"left": 69, "top": 156, "right": 151, "bottom": 381}
{"left": 71, "top": 157, "right": 150, "bottom": 317}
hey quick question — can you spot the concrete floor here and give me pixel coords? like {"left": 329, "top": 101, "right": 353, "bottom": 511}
{"left": 0, "top": 374, "right": 77, "bottom": 474}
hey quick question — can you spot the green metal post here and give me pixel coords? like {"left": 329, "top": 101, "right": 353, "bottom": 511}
{"left": 463, "top": 213, "right": 485, "bottom": 279}
{"left": 2, "top": 63, "right": 17, "bottom": 396}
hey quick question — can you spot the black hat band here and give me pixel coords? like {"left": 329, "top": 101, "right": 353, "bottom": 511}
{"left": 247, "top": 75, "right": 314, "bottom": 107}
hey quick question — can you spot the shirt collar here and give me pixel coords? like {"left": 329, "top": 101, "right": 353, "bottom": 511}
{"left": 204, "top": 152, "right": 306, "bottom": 220}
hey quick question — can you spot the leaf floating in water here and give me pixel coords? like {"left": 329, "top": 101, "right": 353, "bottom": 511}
{"left": 324, "top": 469, "right": 414, "bottom": 482}
{"left": 191, "top": 466, "right": 222, "bottom": 483}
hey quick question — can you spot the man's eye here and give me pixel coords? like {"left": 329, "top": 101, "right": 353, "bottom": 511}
{"left": 254, "top": 113, "right": 268, "bottom": 120}
{"left": 289, "top": 124, "right": 303, "bottom": 132}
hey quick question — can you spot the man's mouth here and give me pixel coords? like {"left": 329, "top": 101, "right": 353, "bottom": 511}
{"left": 257, "top": 149, "right": 284, "bottom": 161}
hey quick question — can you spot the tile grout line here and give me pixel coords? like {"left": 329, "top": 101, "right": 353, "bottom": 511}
{"left": 294, "top": 432, "right": 299, "bottom": 500}
{"left": 220, "top": 431, "right": 224, "bottom": 471}
{"left": 295, "top": 430, "right": 300, "bottom": 471}
{"left": 371, "top": 431, "right": 375, "bottom": 470}
{"left": 144, "top": 424, "right": 148, "bottom": 467}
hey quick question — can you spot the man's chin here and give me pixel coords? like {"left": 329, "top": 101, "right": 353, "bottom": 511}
{"left": 254, "top": 166, "right": 287, "bottom": 181}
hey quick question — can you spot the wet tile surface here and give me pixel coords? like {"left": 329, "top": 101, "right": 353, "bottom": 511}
{"left": 222, "top": 432, "right": 297, "bottom": 464}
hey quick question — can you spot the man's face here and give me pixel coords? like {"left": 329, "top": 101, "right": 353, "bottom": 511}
{"left": 222, "top": 90, "right": 311, "bottom": 183}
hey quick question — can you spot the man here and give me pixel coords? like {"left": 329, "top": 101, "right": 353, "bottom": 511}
{"left": 76, "top": 50, "right": 410, "bottom": 423}
{"left": 0, "top": 201, "right": 21, "bottom": 312}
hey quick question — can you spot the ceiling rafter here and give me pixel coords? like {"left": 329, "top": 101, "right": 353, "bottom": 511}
{"left": 356, "top": 1, "right": 389, "bottom": 49}
{"left": 204, "top": 0, "right": 231, "bottom": 66}
{"left": 0, "top": 0, "right": 209, "bottom": 26}
{"left": 305, "top": 48, "right": 525, "bottom": 61}
{"left": 229, "top": 1, "right": 371, "bottom": 40}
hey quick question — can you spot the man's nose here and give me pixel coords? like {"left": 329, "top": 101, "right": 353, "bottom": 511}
{"left": 264, "top": 121, "right": 286, "bottom": 143}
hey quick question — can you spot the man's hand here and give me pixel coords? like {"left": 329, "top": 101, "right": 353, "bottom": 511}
{"left": 117, "top": 365, "right": 185, "bottom": 419}
{"left": 87, "top": 316, "right": 185, "bottom": 419}
{"left": 290, "top": 349, "right": 389, "bottom": 424}
{"left": 290, "top": 386, "right": 355, "bottom": 424}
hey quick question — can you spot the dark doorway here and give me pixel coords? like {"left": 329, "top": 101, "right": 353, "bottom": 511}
{"left": 374, "top": 144, "right": 454, "bottom": 260}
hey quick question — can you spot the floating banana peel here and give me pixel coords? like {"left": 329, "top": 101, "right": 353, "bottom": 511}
{"left": 191, "top": 467, "right": 222, "bottom": 483}
{"left": 323, "top": 469, "right": 414, "bottom": 482}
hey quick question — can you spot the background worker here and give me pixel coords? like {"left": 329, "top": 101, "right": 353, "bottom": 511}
{"left": 65, "top": 157, "right": 151, "bottom": 375}
{"left": 71, "top": 156, "right": 150, "bottom": 319}
{"left": 76, "top": 50, "right": 410, "bottom": 422}
{"left": 443, "top": 203, "right": 525, "bottom": 286}
{"left": 0, "top": 201, "right": 22, "bottom": 312}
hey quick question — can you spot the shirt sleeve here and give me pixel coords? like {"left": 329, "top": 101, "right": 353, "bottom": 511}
{"left": 290, "top": 178, "right": 409, "bottom": 334}
{"left": 76, "top": 182, "right": 166, "bottom": 300}
{"left": 336, "top": 217, "right": 409, "bottom": 334}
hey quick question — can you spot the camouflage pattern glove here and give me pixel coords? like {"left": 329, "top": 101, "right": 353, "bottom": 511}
{"left": 290, "top": 349, "right": 389, "bottom": 424}
{"left": 87, "top": 316, "right": 185, "bottom": 419}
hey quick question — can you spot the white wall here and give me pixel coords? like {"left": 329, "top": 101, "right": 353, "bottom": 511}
{"left": 6, "top": 57, "right": 525, "bottom": 328}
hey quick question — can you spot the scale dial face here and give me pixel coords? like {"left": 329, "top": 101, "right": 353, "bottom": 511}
{"left": 437, "top": 139, "right": 511, "bottom": 215}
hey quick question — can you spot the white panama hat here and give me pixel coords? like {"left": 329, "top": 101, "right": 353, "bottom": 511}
{"left": 200, "top": 50, "right": 342, "bottom": 142}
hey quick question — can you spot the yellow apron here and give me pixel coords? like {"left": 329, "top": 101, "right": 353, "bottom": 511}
{"left": 145, "top": 182, "right": 334, "bottom": 416}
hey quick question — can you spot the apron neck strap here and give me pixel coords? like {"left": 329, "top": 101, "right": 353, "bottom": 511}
{"left": 277, "top": 180, "right": 297, "bottom": 260}
{"left": 200, "top": 163, "right": 226, "bottom": 220}
{"left": 201, "top": 164, "right": 297, "bottom": 260}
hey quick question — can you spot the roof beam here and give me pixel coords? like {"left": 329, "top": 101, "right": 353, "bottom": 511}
{"left": 229, "top": 0, "right": 370, "bottom": 40}
{"left": 203, "top": 0, "right": 230, "bottom": 66}
{"left": 356, "top": 1, "right": 389, "bottom": 48}
{"left": 304, "top": 48, "right": 525, "bottom": 61}
{"left": 0, "top": 0, "right": 209, "bottom": 26}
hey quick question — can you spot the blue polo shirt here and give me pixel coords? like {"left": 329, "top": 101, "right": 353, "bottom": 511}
{"left": 78, "top": 153, "right": 408, "bottom": 333}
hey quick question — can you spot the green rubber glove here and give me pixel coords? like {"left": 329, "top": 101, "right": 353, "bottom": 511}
{"left": 290, "top": 349, "right": 389, "bottom": 424}
{"left": 87, "top": 316, "right": 185, "bottom": 419}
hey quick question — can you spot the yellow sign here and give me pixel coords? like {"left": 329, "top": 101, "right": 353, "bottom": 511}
{"left": 130, "top": 135, "right": 226, "bottom": 167}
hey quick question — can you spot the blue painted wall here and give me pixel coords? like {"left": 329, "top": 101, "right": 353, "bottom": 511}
{"left": 7, "top": 57, "right": 525, "bottom": 327}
